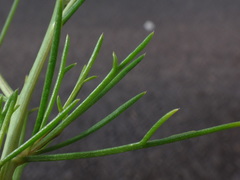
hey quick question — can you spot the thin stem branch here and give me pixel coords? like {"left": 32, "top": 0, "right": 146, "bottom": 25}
{"left": 37, "top": 92, "right": 146, "bottom": 154}
{"left": 25, "top": 121, "right": 240, "bottom": 162}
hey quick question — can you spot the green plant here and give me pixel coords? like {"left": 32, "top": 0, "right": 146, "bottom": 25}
{"left": 0, "top": 0, "right": 240, "bottom": 179}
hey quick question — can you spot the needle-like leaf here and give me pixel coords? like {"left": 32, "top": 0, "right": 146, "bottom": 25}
{"left": 34, "top": 54, "right": 145, "bottom": 145}
{"left": 0, "top": 0, "right": 20, "bottom": 46}
{"left": 33, "top": 0, "right": 63, "bottom": 135}
{"left": 40, "top": 35, "right": 71, "bottom": 128}
{"left": 62, "top": 0, "right": 85, "bottom": 25}
{"left": 64, "top": 34, "right": 104, "bottom": 108}
{"left": 25, "top": 121, "right": 240, "bottom": 162}
{"left": 119, "top": 32, "right": 154, "bottom": 70}
{"left": 37, "top": 92, "right": 146, "bottom": 154}
{"left": 140, "top": 109, "right": 179, "bottom": 145}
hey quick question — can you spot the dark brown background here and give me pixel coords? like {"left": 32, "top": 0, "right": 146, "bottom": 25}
{"left": 1, "top": 0, "right": 240, "bottom": 179}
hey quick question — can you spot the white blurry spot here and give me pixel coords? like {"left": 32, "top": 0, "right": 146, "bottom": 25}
{"left": 64, "top": 170, "right": 73, "bottom": 179}
{"left": 143, "top": 20, "right": 155, "bottom": 32}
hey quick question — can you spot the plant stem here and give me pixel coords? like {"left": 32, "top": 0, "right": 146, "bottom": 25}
{"left": 0, "top": 1, "right": 60, "bottom": 178}
{"left": 25, "top": 121, "right": 240, "bottom": 162}
{"left": 37, "top": 92, "right": 146, "bottom": 154}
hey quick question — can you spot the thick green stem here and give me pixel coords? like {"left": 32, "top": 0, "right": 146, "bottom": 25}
{"left": 1, "top": 24, "right": 54, "bottom": 157}
{"left": 0, "top": 2, "right": 60, "bottom": 179}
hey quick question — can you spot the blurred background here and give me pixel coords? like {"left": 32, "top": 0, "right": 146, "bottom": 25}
{"left": 1, "top": 0, "right": 240, "bottom": 179}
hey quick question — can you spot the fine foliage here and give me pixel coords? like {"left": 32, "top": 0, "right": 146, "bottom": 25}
{"left": 0, "top": 0, "right": 239, "bottom": 179}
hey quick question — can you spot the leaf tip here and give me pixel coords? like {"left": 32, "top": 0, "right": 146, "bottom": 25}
{"left": 100, "top": 33, "right": 104, "bottom": 40}
{"left": 172, "top": 108, "right": 180, "bottom": 113}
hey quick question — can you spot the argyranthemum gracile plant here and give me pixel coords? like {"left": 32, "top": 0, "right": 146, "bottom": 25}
{"left": 0, "top": 0, "right": 239, "bottom": 179}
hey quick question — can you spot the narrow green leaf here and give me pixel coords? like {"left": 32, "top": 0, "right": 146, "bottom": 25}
{"left": 64, "top": 34, "right": 104, "bottom": 108}
{"left": 33, "top": 0, "right": 63, "bottom": 134}
{"left": 33, "top": 68, "right": 118, "bottom": 145}
{"left": 40, "top": 35, "right": 70, "bottom": 128}
{"left": 119, "top": 32, "right": 154, "bottom": 70}
{"left": 140, "top": 109, "right": 179, "bottom": 145}
{"left": 62, "top": 0, "right": 85, "bottom": 25}
{"left": 36, "top": 54, "right": 145, "bottom": 143}
{"left": 92, "top": 54, "right": 145, "bottom": 104}
{"left": 29, "top": 37, "right": 148, "bottom": 154}
{"left": 38, "top": 92, "right": 146, "bottom": 154}
{"left": 64, "top": 63, "right": 77, "bottom": 73}
{"left": 25, "top": 121, "right": 240, "bottom": 162}
{"left": 0, "top": 0, "right": 20, "bottom": 46}
{"left": 79, "top": 54, "right": 145, "bottom": 114}
{"left": 83, "top": 76, "right": 98, "bottom": 83}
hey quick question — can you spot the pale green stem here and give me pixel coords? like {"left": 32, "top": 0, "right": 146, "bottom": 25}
{"left": 1, "top": 25, "right": 54, "bottom": 159}
{"left": 0, "top": 2, "right": 58, "bottom": 179}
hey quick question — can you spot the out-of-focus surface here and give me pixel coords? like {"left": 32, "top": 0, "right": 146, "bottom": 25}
{"left": 1, "top": 0, "right": 240, "bottom": 179}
